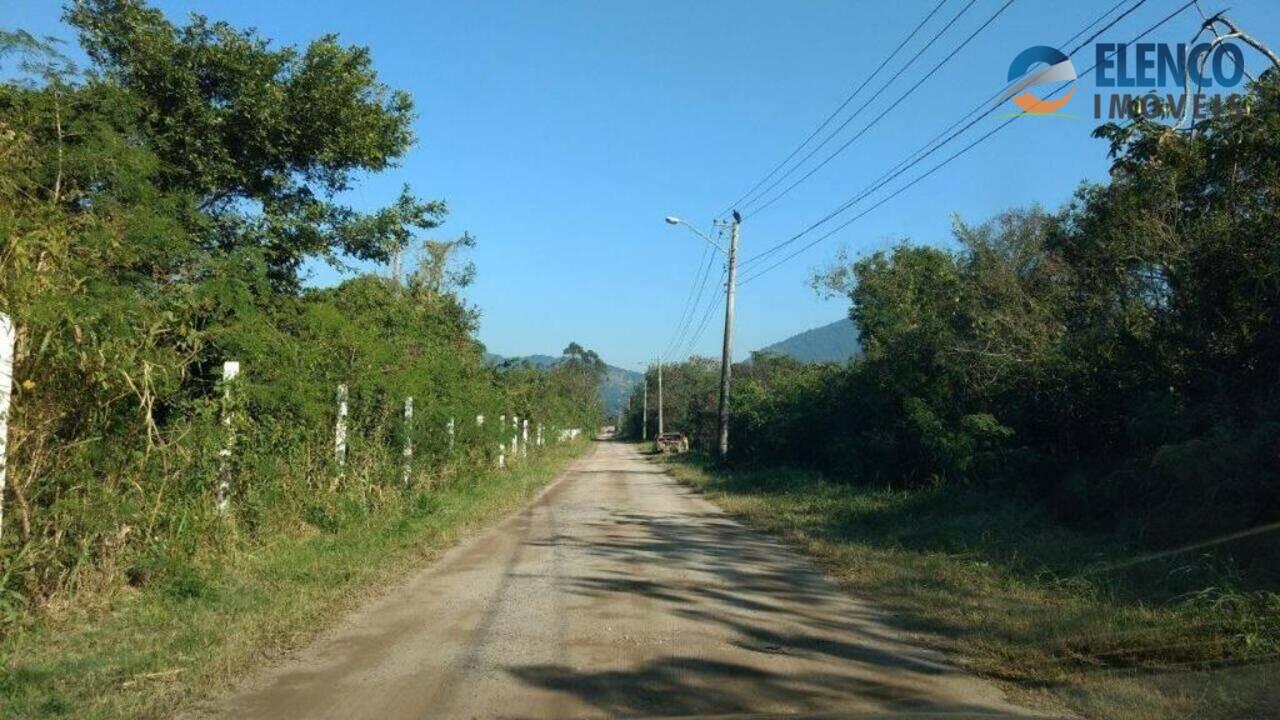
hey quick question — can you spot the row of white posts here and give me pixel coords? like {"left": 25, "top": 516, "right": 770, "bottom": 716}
{"left": 494, "top": 413, "right": 551, "bottom": 471}
{"left": 211, "top": 360, "right": 566, "bottom": 514}
{"left": 0, "top": 317, "right": 579, "bottom": 532}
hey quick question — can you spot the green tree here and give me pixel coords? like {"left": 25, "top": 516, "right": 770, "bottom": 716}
{"left": 66, "top": 0, "right": 442, "bottom": 285}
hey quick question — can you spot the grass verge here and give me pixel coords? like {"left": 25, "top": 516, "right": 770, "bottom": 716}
{"left": 658, "top": 452, "right": 1279, "bottom": 720}
{"left": 0, "top": 441, "right": 588, "bottom": 719}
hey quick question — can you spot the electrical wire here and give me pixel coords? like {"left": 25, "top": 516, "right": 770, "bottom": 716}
{"left": 741, "top": 0, "right": 1017, "bottom": 220}
{"left": 739, "top": 0, "right": 1146, "bottom": 272}
{"left": 714, "top": 0, "right": 953, "bottom": 219}
{"left": 737, "top": 0, "right": 1196, "bottom": 286}
{"left": 662, "top": 239, "right": 713, "bottom": 359}
{"left": 680, "top": 269, "right": 727, "bottom": 359}
{"left": 663, "top": 226, "right": 722, "bottom": 359}
{"left": 737, "top": 0, "right": 1132, "bottom": 271}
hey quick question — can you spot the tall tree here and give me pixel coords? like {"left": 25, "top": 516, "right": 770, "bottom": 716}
{"left": 65, "top": 0, "right": 444, "bottom": 285}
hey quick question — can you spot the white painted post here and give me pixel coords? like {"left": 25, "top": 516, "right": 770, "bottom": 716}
{"left": 537, "top": 423, "right": 543, "bottom": 447}
{"left": 521, "top": 419, "right": 529, "bottom": 457}
{"left": 0, "top": 314, "right": 14, "bottom": 541}
{"left": 402, "top": 396, "right": 414, "bottom": 486}
{"left": 334, "top": 383, "right": 349, "bottom": 469}
{"left": 512, "top": 414, "right": 520, "bottom": 461}
{"left": 216, "top": 361, "right": 241, "bottom": 514}
{"left": 498, "top": 442, "right": 506, "bottom": 469}
{"left": 447, "top": 416, "right": 455, "bottom": 452}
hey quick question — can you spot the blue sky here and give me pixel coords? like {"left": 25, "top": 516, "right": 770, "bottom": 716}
{"left": 8, "top": 0, "right": 1279, "bottom": 371}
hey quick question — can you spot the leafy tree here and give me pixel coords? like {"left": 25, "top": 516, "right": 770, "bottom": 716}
{"left": 0, "top": 1, "right": 595, "bottom": 623}
{"left": 714, "top": 69, "right": 1280, "bottom": 541}
{"left": 66, "top": 0, "right": 442, "bottom": 286}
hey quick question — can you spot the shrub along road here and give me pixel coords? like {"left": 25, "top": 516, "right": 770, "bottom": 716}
{"left": 205, "top": 441, "right": 1043, "bottom": 719}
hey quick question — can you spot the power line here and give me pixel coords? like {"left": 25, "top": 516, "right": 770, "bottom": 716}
{"left": 738, "top": 0, "right": 1196, "bottom": 286}
{"left": 662, "top": 239, "right": 712, "bottom": 359}
{"left": 677, "top": 232, "right": 723, "bottom": 351}
{"left": 714, "top": 0, "right": 952, "bottom": 219}
{"left": 684, "top": 286, "right": 723, "bottom": 359}
{"left": 739, "top": 0, "right": 1144, "bottom": 272}
{"left": 735, "top": 0, "right": 984, "bottom": 218}
{"left": 663, "top": 227, "right": 722, "bottom": 359}
{"left": 680, "top": 269, "right": 727, "bottom": 359}
{"left": 741, "top": 0, "right": 1017, "bottom": 220}
{"left": 757, "top": 0, "right": 1133, "bottom": 264}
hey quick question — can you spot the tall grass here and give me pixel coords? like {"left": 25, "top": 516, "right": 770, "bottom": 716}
{"left": 662, "top": 453, "right": 1280, "bottom": 720}
{"left": 0, "top": 438, "right": 587, "bottom": 720}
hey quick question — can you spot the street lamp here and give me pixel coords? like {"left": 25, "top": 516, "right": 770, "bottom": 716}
{"left": 665, "top": 216, "right": 727, "bottom": 255}
{"left": 664, "top": 211, "right": 741, "bottom": 459}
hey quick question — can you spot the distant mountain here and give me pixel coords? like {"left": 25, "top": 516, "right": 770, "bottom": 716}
{"left": 485, "top": 352, "right": 641, "bottom": 415}
{"left": 485, "top": 353, "right": 559, "bottom": 368}
{"left": 756, "top": 317, "right": 861, "bottom": 364}
{"left": 598, "top": 364, "right": 643, "bottom": 416}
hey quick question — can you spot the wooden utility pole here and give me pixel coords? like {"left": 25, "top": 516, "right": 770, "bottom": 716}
{"left": 717, "top": 212, "right": 741, "bottom": 459}
{"left": 657, "top": 356, "right": 664, "bottom": 436}
{"left": 642, "top": 377, "right": 648, "bottom": 441}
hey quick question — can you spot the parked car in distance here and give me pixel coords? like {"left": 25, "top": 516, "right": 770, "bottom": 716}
{"left": 655, "top": 432, "right": 689, "bottom": 453}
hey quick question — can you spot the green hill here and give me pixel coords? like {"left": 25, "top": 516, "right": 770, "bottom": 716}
{"left": 757, "top": 317, "right": 861, "bottom": 364}
{"left": 485, "top": 353, "right": 641, "bottom": 415}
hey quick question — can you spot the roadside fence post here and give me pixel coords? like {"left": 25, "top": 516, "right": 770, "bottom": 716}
{"left": 335, "top": 383, "right": 349, "bottom": 468}
{"left": 402, "top": 396, "right": 413, "bottom": 486}
{"left": 216, "top": 361, "right": 241, "bottom": 513}
{"left": 0, "top": 313, "right": 15, "bottom": 541}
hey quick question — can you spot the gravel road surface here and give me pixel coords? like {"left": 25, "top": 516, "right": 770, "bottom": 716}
{"left": 210, "top": 441, "right": 1043, "bottom": 719}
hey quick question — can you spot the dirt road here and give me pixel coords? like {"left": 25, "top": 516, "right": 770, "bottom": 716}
{"left": 211, "top": 442, "right": 1041, "bottom": 719}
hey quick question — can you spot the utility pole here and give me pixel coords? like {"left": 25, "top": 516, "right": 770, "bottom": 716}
{"left": 717, "top": 211, "right": 741, "bottom": 459}
{"left": 663, "top": 211, "right": 740, "bottom": 458}
{"left": 657, "top": 355, "right": 664, "bottom": 436}
{"left": 642, "top": 377, "right": 648, "bottom": 441}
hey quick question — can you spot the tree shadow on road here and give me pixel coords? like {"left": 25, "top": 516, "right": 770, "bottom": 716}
{"left": 508, "top": 495, "right": 1048, "bottom": 718}
{"left": 507, "top": 655, "right": 1036, "bottom": 719}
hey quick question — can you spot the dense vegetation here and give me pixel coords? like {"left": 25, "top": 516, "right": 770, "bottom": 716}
{"left": 0, "top": 0, "right": 602, "bottom": 633}
{"left": 665, "top": 456, "right": 1278, "bottom": 720}
{"left": 627, "top": 72, "right": 1280, "bottom": 572}
{"left": 626, "top": 71, "right": 1280, "bottom": 718}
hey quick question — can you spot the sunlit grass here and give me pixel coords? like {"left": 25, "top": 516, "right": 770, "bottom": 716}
{"left": 660, "top": 452, "right": 1279, "bottom": 720}
{"left": 0, "top": 442, "right": 587, "bottom": 720}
